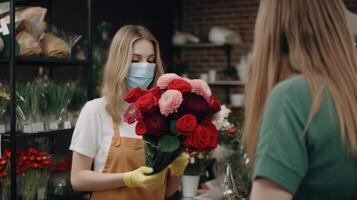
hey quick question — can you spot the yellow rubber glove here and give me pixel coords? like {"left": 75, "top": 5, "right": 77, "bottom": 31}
{"left": 169, "top": 153, "right": 189, "bottom": 176}
{"left": 123, "top": 166, "right": 168, "bottom": 191}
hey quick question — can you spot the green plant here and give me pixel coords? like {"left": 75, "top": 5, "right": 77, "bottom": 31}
{"left": 68, "top": 85, "right": 87, "bottom": 112}
{"left": 43, "top": 83, "right": 74, "bottom": 122}
{"left": 16, "top": 83, "right": 41, "bottom": 122}
{"left": 0, "top": 87, "right": 10, "bottom": 121}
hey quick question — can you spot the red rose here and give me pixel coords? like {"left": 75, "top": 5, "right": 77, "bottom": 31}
{"left": 125, "top": 87, "right": 148, "bottom": 103}
{"left": 144, "top": 110, "right": 167, "bottom": 137}
{"left": 202, "top": 119, "right": 219, "bottom": 148}
{"left": 207, "top": 127, "right": 218, "bottom": 149}
{"left": 168, "top": 79, "right": 192, "bottom": 92}
{"left": 176, "top": 114, "right": 197, "bottom": 136}
{"left": 135, "top": 93, "right": 158, "bottom": 113}
{"left": 209, "top": 96, "right": 221, "bottom": 114}
{"left": 184, "top": 123, "right": 218, "bottom": 151}
{"left": 149, "top": 86, "right": 163, "bottom": 101}
{"left": 180, "top": 94, "right": 210, "bottom": 121}
{"left": 135, "top": 121, "right": 147, "bottom": 135}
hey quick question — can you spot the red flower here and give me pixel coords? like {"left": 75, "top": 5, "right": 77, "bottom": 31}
{"left": 3, "top": 148, "right": 11, "bottom": 159}
{"left": 143, "top": 110, "right": 167, "bottom": 137}
{"left": 176, "top": 114, "right": 197, "bottom": 136}
{"left": 208, "top": 96, "right": 221, "bottom": 114}
{"left": 28, "top": 147, "right": 39, "bottom": 155}
{"left": 135, "top": 121, "right": 147, "bottom": 135}
{"left": 184, "top": 123, "right": 218, "bottom": 151}
{"left": 135, "top": 93, "right": 158, "bottom": 113}
{"left": 148, "top": 86, "right": 163, "bottom": 101}
{"left": 180, "top": 94, "right": 210, "bottom": 121}
{"left": 168, "top": 79, "right": 192, "bottom": 92}
{"left": 125, "top": 87, "right": 148, "bottom": 103}
{"left": 123, "top": 104, "right": 143, "bottom": 124}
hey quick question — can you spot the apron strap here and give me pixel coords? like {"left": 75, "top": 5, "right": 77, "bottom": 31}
{"left": 112, "top": 120, "right": 121, "bottom": 147}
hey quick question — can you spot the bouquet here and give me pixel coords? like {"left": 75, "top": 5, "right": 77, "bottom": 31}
{"left": 48, "top": 156, "right": 72, "bottom": 196}
{"left": 42, "top": 83, "right": 74, "bottom": 130}
{"left": 16, "top": 82, "right": 41, "bottom": 132}
{"left": 17, "top": 147, "right": 53, "bottom": 200}
{"left": 211, "top": 106, "right": 251, "bottom": 199}
{"left": 0, "top": 86, "right": 10, "bottom": 133}
{"left": 0, "top": 86, "right": 10, "bottom": 121}
{"left": 0, "top": 149, "right": 11, "bottom": 200}
{"left": 213, "top": 105, "right": 240, "bottom": 151}
{"left": 124, "top": 73, "right": 221, "bottom": 173}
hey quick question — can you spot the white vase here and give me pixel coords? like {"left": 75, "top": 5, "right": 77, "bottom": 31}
{"left": 182, "top": 175, "right": 200, "bottom": 198}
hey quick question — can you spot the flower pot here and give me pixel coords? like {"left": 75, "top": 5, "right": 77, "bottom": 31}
{"left": 182, "top": 175, "right": 200, "bottom": 198}
{"left": 230, "top": 94, "right": 244, "bottom": 107}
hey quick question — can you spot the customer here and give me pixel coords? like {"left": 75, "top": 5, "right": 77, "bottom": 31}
{"left": 244, "top": 0, "right": 357, "bottom": 199}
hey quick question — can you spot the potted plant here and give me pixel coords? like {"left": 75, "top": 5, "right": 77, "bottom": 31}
{"left": 0, "top": 86, "right": 10, "bottom": 133}
{"left": 43, "top": 83, "right": 74, "bottom": 130}
{"left": 67, "top": 84, "right": 87, "bottom": 127}
{"left": 212, "top": 105, "right": 251, "bottom": 199}
{"left": 16, "top": 83, "right": 43, "bottom": 133}
{"left": 182, "top": 151, "right": 213, "bottom": 198}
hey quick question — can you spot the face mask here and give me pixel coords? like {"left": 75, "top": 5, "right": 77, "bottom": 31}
{"left": 126, "top": 62, "right": 156, "bottom": 89}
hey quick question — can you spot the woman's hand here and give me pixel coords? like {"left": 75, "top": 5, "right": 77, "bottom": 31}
{"left": 165, "top": 153, "right": 189, "bottom": 198}
{"left": 123, "top": 167, "right": 168, "bottom": 191}
{"left": 168, "top": 153, "right": 189, "bottom": 176}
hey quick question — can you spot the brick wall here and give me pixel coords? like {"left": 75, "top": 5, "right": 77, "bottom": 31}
{"left": 177, "top": 0, "right": 258, "bottom": 79}
{"left": 177, "top": 0, "right": 357, "bottom": 78}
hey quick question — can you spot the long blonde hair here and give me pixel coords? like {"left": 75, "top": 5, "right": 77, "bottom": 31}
{"left": 244, "top": 0, "right": 357, "bottom": 164}
{"left": 101, "top": 25, "right": 165, "bottom": 123}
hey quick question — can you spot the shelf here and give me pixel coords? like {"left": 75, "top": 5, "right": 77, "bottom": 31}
{"left": 47, "top": 191, "right": 90, "bottom": 200}
{"left": 208, "top": 80, "right": 245, "bottom": 86}
{"left": 14, "top": 0, "right": 48, "bottom": 6}
{"left": 174, "top": 43, "right": 230, "bottom": 48}
{"left": 2, "top": 128, "right": 74, "bottom": 140}
{"left": 0, "top": 57, "right": 89, "bottom": 66}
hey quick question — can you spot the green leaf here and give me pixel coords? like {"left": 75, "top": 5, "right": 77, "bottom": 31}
{"left": 157, "top": 134, "right": 180, "bottom": 152}
{"left": 169, "top": 121, "right": 177, "bottom": 135}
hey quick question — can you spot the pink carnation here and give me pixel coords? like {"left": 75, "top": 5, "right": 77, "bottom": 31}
{"left": 159, "top": 90, "right": 183, "bottom": 116}
{"left": 190, "top": 79, "right": 212, "bottom": 100}
{"left": 157, "top": 73, "right": 181, "bottom": 89}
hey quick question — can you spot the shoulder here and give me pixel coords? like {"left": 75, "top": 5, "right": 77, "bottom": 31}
{"left": 271, "top": 76, "right": 311, "bottom": 98}
{"left": 268, "top": 76, "right": 312, "bottom": 109}
{"left": 81, "top": 97, "right": 107, "bottom": 116}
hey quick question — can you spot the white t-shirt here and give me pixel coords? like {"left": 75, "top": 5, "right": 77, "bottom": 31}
{"left": 69, "top": 97, "right": 142, "bottom": 172}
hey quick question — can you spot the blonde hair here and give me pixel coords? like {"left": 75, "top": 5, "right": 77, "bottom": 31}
{"left": 101, "top": 25, "right": 165, "bottom": 123}
{"left": 244, "top": 0, "right": 357, "bottom": 164}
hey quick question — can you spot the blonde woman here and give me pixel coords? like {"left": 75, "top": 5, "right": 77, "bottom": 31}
{"left": 70, "top": 25, "right": 188, "bottom": 200}
{"left": 244, "top": 0, "right": 357, "bottom": 200}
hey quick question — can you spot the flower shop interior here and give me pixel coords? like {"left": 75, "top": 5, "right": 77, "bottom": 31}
{"left": 0, "top": 0, "right": 357, "bottom": 200}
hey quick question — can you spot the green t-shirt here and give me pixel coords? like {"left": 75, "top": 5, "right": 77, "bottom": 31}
{"left": 253, "top": 76, "right": 357, "bottom": 199}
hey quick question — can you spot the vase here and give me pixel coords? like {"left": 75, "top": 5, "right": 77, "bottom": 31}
{"left": 182, "top": 175, "right": 200, "bottom": 198}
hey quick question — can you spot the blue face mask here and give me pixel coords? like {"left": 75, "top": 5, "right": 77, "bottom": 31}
{"left": 126, "top": 62, "right": 156, "bottom": 89}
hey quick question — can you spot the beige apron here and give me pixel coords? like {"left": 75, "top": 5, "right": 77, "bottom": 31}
{"left": 91, "top": 120, "right": 166, "bottom": 200}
